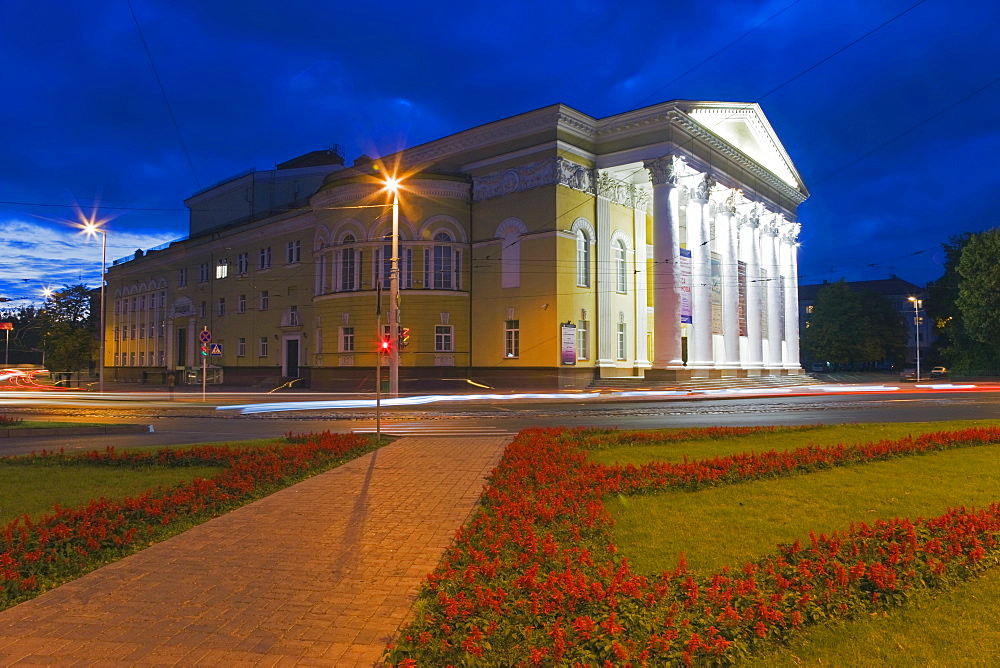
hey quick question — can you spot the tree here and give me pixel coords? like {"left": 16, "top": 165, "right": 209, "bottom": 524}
{"left": 0, "top": 304, "right": 44, "bottom": 364}
{"left": 801, "top": 280, "right": 906, "bottom": 368}
{"left": 39, "top": 285, "right": 97, "bottom": 373}
{"left": 929, "top": 229, "right": 1000, "bottom": 375}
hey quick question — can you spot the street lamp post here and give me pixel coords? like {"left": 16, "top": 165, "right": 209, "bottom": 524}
{"left": 385, "top": 177, "right": 401, "bottom": 398}
{"left": 908, "top": 296, "right": 922, "bottom": 382}
{"left": 83, "top": 222, "right": 107, "bottom": 394}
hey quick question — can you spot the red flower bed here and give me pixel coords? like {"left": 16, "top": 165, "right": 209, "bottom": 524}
{"left": 0, "top": 432, "right": 374, "bottom": 609}
{"left": 385, "top": 426, "right": 1000, "bottom": 666}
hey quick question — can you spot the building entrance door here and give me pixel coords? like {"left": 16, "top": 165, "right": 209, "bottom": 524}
{"left": 177, "top": 328, "right": 187, "bottom": 367}
{"left": 285, "top": 338, "right": 299, "bottom": 377}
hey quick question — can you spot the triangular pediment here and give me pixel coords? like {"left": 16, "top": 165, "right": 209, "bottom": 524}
{"left": 677, "top": 101, "right": 803, "bottom": 190}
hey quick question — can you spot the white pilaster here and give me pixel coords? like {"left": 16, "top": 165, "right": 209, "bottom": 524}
{"left": 633, "top": 203, "right": 650, "bottom": 368}
{"left": 644, "top": 156, "right": 684, "bottom": 368}
{"left": 595, "top": 194, "right": 614, "bottom": 367}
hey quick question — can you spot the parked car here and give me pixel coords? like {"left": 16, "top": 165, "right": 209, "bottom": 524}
{"left": 930, "top": 366, "right": 948, "bottom": 378}
{"left": 899, "top": 368, "right": 917, "bottom": 381}
{"left": 810, "top": 362, "right": 826, "bottom": 373}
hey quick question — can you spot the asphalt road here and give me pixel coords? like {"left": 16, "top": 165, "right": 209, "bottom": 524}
{"left": 2, "top": 388, "right": 999, "bottom": 456}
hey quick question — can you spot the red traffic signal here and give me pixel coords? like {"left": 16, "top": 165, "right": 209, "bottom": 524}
{"left": 379, "top": 336, "right": 391, "bottom": 352}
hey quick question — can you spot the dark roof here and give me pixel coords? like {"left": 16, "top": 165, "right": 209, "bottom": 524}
{"left": 799, "top": 276, "right": 924, "bottom": 302}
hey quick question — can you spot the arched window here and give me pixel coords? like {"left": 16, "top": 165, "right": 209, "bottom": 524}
{"left": 340, "top": 235, "right": 357, "bottom": 291}
{"left": 614, "top": 239, "right": 627, "bottom": 293}
{"left": 576, "top": 229, "right": 590, "bottom": 287}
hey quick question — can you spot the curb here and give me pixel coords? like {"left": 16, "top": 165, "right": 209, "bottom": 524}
{"left": 0, "top": 424, "right": 154, "bottom": 439}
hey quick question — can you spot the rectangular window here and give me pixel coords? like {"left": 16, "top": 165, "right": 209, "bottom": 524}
{"left": 435, "top": 325, "right": 453, "bottom": 352}
{"left": 199, "top": 263, "right": 209, "bottom": 282}
{"left": 259, "top": 336, "right": 269, "bottom": 357}
{"left": 286, "top": 240, "right": 301, "bottom": 264}
{"left": 504, "top": 320, "right": 519, "bottom": 358}
{"left": 217, "top": 297, "right": 226, "bottom": 316}
{"left": 341, "top": 326, "right": 354, "bottom": 353}
{"left": 158, "top": 351, "right": 165, "bottom": 366}
{"left": 178, "top": 268, "right": 187, "bottom": 287}
{"left": 259, "top": 290, "right": 269, "bottom": 311}
{"left": 139, "top": 323, "right": 145, "bottom": 339}
{"left": 340, "top": 248, "right": 356, "bottom": 291}
{"left": 237, "top": 294, "right": 246, "bottom": 313}
{"left": 130, "top": 352, "right": 135, "bottom": 366}
{"left": 139, "top": 295, "right": 146, "bottom": 311}
{"left": 237, "top": 337, "right": 246, "bottom": 357}
{"left": 139, "top": 351, "right": 145, "bottom": 366}
{"left": 259, "top": 247, "right": 271, "bottom": 270}
{"left": 616, "top": 322, "right": 627, "bottom": 360}
{"left": 237, "top": 252, "right": 249, "bottom": 275}
{"left": 148, "top": 323, "right": 154, "bottom": 338}
{"left": 199, "top": 301, "right": 207, "bottom": 318}
{"left": 577, "top": 320, "right": 590, "bottom": 360}
{"left": 131, "top": 325, "right": 136, "bottom": 339}
{"left": 216, "top": 259, "right": 228, "bottom": 279}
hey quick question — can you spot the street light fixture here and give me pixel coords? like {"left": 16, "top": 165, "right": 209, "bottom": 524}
{"left": 82, "top": 220, "right": 107, "bottom": 394}
{"left": 908, "top": 296, "right": 922, "bottom": 382}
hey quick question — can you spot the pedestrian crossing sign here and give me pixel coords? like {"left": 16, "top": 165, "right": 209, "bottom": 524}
{"left": 209, "top": 343, "right": 223, "bottom": 356}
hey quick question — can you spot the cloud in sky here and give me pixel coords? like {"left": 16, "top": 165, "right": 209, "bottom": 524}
{"left": 1, "top": 0, "right": 998, "bottom": 294}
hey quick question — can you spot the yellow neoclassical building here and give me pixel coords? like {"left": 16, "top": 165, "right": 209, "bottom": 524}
{"left": 105, "top": 100, "right": 808, "bottom": 390}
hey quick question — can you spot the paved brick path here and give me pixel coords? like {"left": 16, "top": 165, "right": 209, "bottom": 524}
{"left": 0, "top": 435, "right": 510, "bottom": 666}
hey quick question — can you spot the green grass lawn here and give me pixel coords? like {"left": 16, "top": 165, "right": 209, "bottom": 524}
{"left": 595, "top": 421, "right": 1000, "bottom": 664}
{"left": 0, "top": 438, "right": 287, "bottom": 525}
{"left": 588, "top": 419, "right": 1000, "bottom": 467}
{"left": 0, "top": 464, "right": 226, "bottom": 524}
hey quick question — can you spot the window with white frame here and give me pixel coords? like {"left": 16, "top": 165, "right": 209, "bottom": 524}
{"left": 216, "top": 259, "right": 228, "bottom": 279}
{"left": 340, "top": 326, "right": 354, "bottom": 352}
{"left": 217, "top": 297, "right": 225, "bottom": 316}
{"left": 139, "top": 351, "right": 145, "bottom": 366}
{"left": 199, "top": 263, "right": 209, "bottom": 283}
{"left": 435, "top": 325, "right": 453, "bottom": 352}
{"left": 286, "top": 240, "right": 301, "bottom": 264}
{"left": 158, "top": 351, "right": 164, "bottom": 365}
{"left": 505, "top": 320, "right": 519, "bottom": 358}
{"left": 178, "top": 268, "right": 187, "bottom": 287}
{"left": 614, "top": 240, "right": 627, "bottom": 293}
{"left": 237, "top": 294, "right": 246, "bottom": 313}
{"left": 433, "top": 232, "right": 453, "bottom": 289}
{"left": 577, "top": 320, "right": 590, "bottom": 360}
{"left": 237, "top": 337, "right": 246, "bottom": 357}
{"left": 259, "top": 246, "right": 271, "bottom": 270}
{"left": 259, "top": 336, "right": 269, "bottom": 357}
{"left": 237, "top": 252, "right": 249, "bottom": 275}
{"left": 576, "top": 229, "right": 590, "bottom": 287}
{"left": 340, "top": 237, "right": 357, "bottom": 291}
{"left": 616, "top": 322, "right": 627, "bottom": 360}
{"left": 259, "top": 290, "right": 269, "bottom": 311}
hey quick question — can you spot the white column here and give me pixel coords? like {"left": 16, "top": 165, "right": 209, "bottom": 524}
{"left": 717, "top": 192, "right": 739, "bottom": 368}
{"left": 782, "top": 222, "right": 802, "bottom": 369}
{"left": 633, "top": 200, "right": 650, "bottom": 368}
{"left": 762, "top": 218, "right": 783, "bottom": 369}
{"left": 644, "top": 157, "right": 684, "bottom": 368}
{"left": 687, "top": 173, "right": 714, "bottom": 370}
{"left": 739, "top": 210, "right": 764, "bottom": 370}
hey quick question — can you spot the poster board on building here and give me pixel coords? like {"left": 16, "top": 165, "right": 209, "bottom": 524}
{"left": 711, "top": 253, "right": 723, "bottom": 334}
{"left": 679, "top": 248, "right": 692, "bottom": 324}
{"left": 737, "top": 261, "right": 748, "bottom": 336}
{"left": 561, "top": 323, "right": 577, "bottom": 365}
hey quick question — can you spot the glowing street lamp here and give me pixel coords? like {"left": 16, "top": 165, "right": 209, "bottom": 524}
{"left": 82, "top": 220, "right": 108, "bottom": 394}
{"left": 384, "top": 175, "right": 401, "bottom": 397}
{"left": 908, "top": 296, "right": 922, "bottom": 382}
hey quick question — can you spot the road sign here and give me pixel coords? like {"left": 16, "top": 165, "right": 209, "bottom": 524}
{"left": 199, "top": 329, "right": 212, "bottom": 343}
{"left": 0, "top": 322, "right": 12, "bottom": 330}
{"left": 209, "top": 343, "right": 223, "bottom": 356}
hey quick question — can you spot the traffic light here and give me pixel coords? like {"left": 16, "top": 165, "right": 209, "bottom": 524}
{"left": 398, "top": 327, "right": 410, "bottom": 350}
{"left": 200, "top": 344, "right": 209, "bottom": 356}
{"left": 379, "top": 336, "right": 391, "bottom": 353}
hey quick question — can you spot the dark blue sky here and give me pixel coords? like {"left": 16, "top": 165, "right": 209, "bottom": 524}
{"left": 1, "top": 0, "right": 997, "bottom": 304}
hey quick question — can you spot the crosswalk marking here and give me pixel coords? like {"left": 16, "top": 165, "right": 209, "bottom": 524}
{"left": 351, "top": 423, "right": 516, "bottom": 437}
